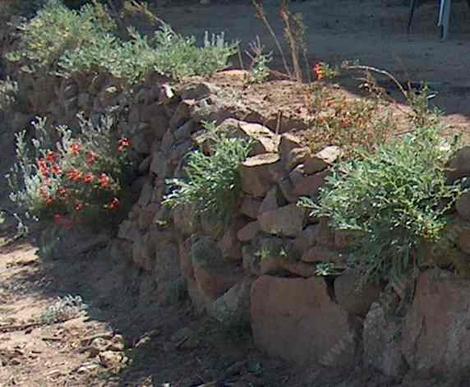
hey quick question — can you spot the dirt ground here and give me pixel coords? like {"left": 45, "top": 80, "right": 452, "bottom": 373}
{"left": 159, "top": 0, "right": 470, "bottom": 131}
{"left": 0, "top": 233, "right": 402, "bottom": 387}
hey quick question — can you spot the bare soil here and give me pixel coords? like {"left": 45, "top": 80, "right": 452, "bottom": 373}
{"left": 0, "top": 233, "right": 394, "bottom": 387}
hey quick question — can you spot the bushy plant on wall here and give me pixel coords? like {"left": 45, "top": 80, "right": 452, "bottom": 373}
{"left": 8, "top": 115, "right": 132, "bottom": 229}
{"left": 300, "top": 125, "right": 463, "bottom": 283}
{"left": 164, "top": 122, "right": 252, "bottom": 222}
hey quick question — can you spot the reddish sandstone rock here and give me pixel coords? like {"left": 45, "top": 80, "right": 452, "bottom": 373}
{"left": 208, "top": 278, "right": 253, "bottom": 327}
{"left": 192, "top": 264, "right": 242, "bottom": 301}
{"left": 240, "top": 153, "right": 281, "bottom": 198}
{"left": 240, "top": 196, "right": 262, "bottom": 219}
{"left": 179, "top": 238, "right": 194, "bottom": 280}
{"left": 251, "top": 276, "right": 359, "bottom": 367}
{"left": 132, "top": 232, "right": 155, "bottom": 272}
{"left": 279, "top": 133, "right": 303, "bottom": 160}
{"left": 334, "top": 270, "right": 381, "bottom": 317}
{"left": 279, "top": 133, "right": 310, "bottom": 170}
{"left": 169, "top": 99, "right": 194, "bottom": 129}
{"left": 191, "top": 237, "right": 243, "bottom": 300}
{"left": 456, "top": 192, "right": 470, "bottom": 221}
{"left": 293, "top": 225, "right": 319, "bottom": 254}
{"left": 258, "top": 203, "right": 305, "bottom": 237}
{"left": 317, "top": 218, "right": 336, "bottom": 247}
{"left": 291, "top": 169, "right": 329, "bottom": 198}
{"left": 304, "top": 146, "right": 342, "bottom": 175}
{"left": 219, "top": 118, "right": 279, "bottom": 155}
{"left": 237, "top": 221, "right": 260, "bottom": 243}
{"left": 363, "top": 302, "right": 407, "bottom": 377}
{"left": 402, "top": 269, "right": 470, "bottom": 375}
{"left": 217, "top": 221, "right": 243, "bottom": 262}
{"left": 301, "top": 245, "right": 343, "bottom": 263}
{"left": 458, "top": 229, "right": 470, "bottom": 255}
{"left": 446, "top": 146, "right": 470, "bottom": 182}
{"left": 258, "top": 187, "right": 280, "bottom": 214}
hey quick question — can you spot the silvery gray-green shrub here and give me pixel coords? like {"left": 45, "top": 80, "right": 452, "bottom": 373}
{"left": 300, "top": 126, "right": 462, "bottom": 283}
{"left": 164, "top": 123, "right": 251, "bottom": 222}
{"left": 8, "top": 0, "right": 237, "bottom": 84}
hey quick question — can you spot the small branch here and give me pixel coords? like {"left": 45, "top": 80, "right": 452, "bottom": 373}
{"left": 252, "top": 0, "right": 291, "bottom": 78}
{"left": 343, "top": 64, "right": 408, "bottom": 99}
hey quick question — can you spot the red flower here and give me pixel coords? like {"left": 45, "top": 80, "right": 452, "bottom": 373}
{"left": 99, "top": 173, "right": 111, "bottom": 189}
{"left": 107, "top": 197, "right": 120, "bottom": 211}
{"left": 86, "top": 151, "right": 98, "bottom": 166}
{"left": 67, "top": 169, "right": 83, "bottom": 182}
{"left": 37, "top": 158, "right": 50, "bottom": 178}
{"left": 83, "top": 173, "right": 95, "bottom": 184}
{"left": 58, "top": 188, "right": 69, "bottom": 198}
{"left": 45, "top": 196, "right": 55, "bottom": 206}
{"left": 118, "top": 137, "right": 131, "bottom": 153}
{"left": 46, "top": 151, "right": 59, "bottom": 164}
{"left": 51, "top": 164, "right": 62, "bottom": 176}
{"left": 69, "top": 142, "right": 82, "bottom": 156}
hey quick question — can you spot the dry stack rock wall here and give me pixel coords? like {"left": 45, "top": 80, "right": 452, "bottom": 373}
{"left": 12, "top": 71, "right": 470, "bottom": 379}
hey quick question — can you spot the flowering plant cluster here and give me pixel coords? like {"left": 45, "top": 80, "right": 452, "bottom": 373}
{"left": 313, "top": 62, "right": 339, "bottom": 81}
{"left": 9, "top": 116, "right": 131, "bottom": 229}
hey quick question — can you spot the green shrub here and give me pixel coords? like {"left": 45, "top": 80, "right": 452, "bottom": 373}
{"left": 164, "top": 123, "right": 251, "bottom": 221}
{"left": 7, "top": 0, "right": 115, "bottom": 71}
{"left": 8, "top": 115, "right": 131, "bottom": 227}
{"left": 300, "top": 126, "right": 462, "bottom": 283}
{"left": 60, "top": 25, "right": 237, "bottom": 83}
{"left": 8, "top": 0, "right": 237, "bottom": 83}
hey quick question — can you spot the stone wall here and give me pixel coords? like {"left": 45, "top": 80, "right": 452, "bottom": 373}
{"left": 11, "top": 70, "right": 470, "bottom": 380}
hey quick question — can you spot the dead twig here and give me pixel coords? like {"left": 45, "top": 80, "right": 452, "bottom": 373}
{"left": 252, "top": 0, "right": 291, "bottom": 78}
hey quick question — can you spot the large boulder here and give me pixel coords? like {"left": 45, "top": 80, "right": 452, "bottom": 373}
{"left": 401, "top": 269, "right": 470, "bottom": 375}
{"left": 251, "top": 276, "right": 359, "bottom": 367}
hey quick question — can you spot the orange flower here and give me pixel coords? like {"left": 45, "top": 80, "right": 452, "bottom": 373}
{"left": 107, "top": 197, "right": 120, "bottom": 211}
{"left": 69, "top": 142, "right": 82, "bottom": 156}
{"left": 313, "top": 63, "right": 325, "bottom": 80}
{"left": 83, "top": 173, "right": 95, "bottom": 184}
{"left": 99, "top": 173, "right": 111, "bottom": 189}
{"left": 67, "top": 169, "right": 83, "bottom": 182}
{"left": 117, "top": 137, "right": 131, "bottom": 153}
{"left": 86, "top": 151, "right": 98, "bottom": 166}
